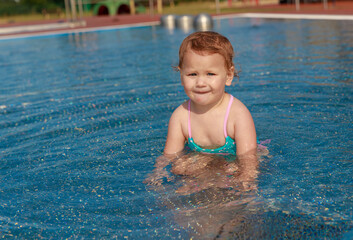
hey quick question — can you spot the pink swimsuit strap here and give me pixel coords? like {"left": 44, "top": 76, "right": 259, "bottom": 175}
{"left": 188, "top": 95, "right": 234, "bottom": 139}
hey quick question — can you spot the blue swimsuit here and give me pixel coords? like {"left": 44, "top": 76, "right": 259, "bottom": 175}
{"left": 187, "top": 95, "right": 236, "bottom": 155}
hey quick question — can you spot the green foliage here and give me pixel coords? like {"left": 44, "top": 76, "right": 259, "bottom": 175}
{"left": 0, "top": 0, "right": 64, "bottom": 16}
{"left": 0, "top": 0, "right": 26, "bottom": 15}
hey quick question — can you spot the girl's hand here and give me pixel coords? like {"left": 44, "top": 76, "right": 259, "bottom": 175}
{"left": 143, "top": 155, "right": 174, "bottom": 186}
{"left": 144, "top": 168, "right": 174, "bottom": 186}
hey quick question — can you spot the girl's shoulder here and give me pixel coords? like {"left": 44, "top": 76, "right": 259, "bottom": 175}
{"left": 170, "top": 101, "right": 189, "bottom": 121}
{"left": 229, "top": 95, "right": 253, "bottom": 119}
{"left": 230, "top": 95, "right": 247, "bottom": 109}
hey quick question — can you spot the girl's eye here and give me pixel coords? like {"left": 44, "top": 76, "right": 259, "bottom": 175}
{"left": 188, "top": 73, "right": 197, "bottom": 76}
{"left": 207, "top": 73, "right": 216, "bottom": 76}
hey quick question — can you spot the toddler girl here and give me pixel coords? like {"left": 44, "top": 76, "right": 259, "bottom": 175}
{"left": 146, "top": 31, "right": 259, "bottom": 191}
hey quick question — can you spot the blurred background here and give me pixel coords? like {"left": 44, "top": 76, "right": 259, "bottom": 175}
{"left": 1, "top": 0, "right": 350, "bottom": 24}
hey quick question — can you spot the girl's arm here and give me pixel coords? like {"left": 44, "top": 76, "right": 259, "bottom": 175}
{"left": 144, "top": 107, "right": 186, "bottom": 186}
{"left": 164, "top": 106, "right": 187, "bottom": 155}
{"left": 233, "top": 102, "right": 259, "bottom": 190}
{"left": 234, "top": 103, "right": 257, "bottom": 155}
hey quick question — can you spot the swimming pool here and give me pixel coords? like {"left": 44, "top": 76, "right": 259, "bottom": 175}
{"left": 0, "top": 16, "right": 352, "bottom": 239}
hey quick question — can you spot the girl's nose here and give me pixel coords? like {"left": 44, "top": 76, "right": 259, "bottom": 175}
{"left": 195, "top": 77, "right": 206, "bottom": 87}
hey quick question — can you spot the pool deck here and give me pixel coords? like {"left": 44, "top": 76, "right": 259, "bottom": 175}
{"left": 0, "top": 1, "right": 352, "bottom": 40}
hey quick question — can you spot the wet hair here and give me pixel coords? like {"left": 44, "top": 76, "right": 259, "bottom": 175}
{"left": 176, "top": 31, "right": 238, "bottom": 77}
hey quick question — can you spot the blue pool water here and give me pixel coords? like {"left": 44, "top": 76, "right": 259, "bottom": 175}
{"left": 0, "top": 17, "right": 352, "bottom": 239}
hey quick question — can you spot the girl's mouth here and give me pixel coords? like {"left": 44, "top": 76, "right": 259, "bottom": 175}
{"left": 194, "top": 91, "right": 210, "bottom": 94}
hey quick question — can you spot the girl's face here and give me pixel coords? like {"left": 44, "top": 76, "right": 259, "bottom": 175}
{"left": 180, "top": 49, "right": 234, "bottom": 107}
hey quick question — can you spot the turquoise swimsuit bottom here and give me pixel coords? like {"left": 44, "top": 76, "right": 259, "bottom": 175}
{"left": 187, "top": 95, "right": 236, "bottom": 155}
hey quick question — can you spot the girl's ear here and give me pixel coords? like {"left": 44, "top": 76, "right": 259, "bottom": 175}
{"left": 225, "top": 66, "right": 234, "bottom": 86}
